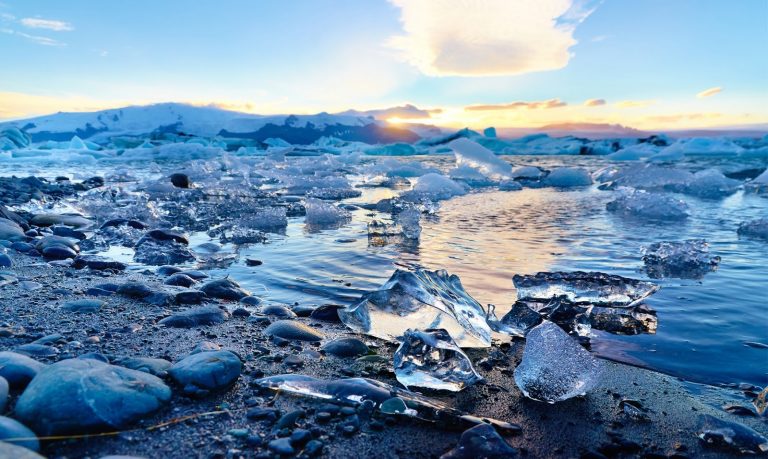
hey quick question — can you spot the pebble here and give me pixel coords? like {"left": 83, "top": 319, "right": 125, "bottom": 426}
{"left": 168, "top": 350, "right": 242, "bottom": 397}
{"left": 200, "top": 278, "right": 250, "bottom": 301}
{"left": 169, "top": 173, "right": 192, "bottom": 188}
{"left": 112, "top": 357, "right": 172, "bottom": 377}
{"left": 259, "top": 304, "right": 297, "bottom": 318}
{"left": 72, "top": 255, "right": 127, "bottom": 271}
{"left": 309, "top": 304, "right": 343, "bottom": 322}
{"left": 241, "top": 296, "right": 262, "bottom": 306}
{"left": 0, "top": 253, "right": 10, "bottom": 267}
{"left": 0, "top": 352, "right": 45, "bottom": 388}
{"left": 322, "top": 338, "right": 369, "bottom": 358}
{"left": 0, "top": 415, "right": 40, "bottom": 451}
{"left": 159, "top": 306, "right": 229, "bottom": 328}
{"left": 175, "top": 290, "right": 206, "bottom": 304}
{"left": 440, "top": 423, "right": 519, "bottom": 459}
{"left": 15, "top": 358, "right": 171, "bottom": 435}
{"left": 62, "top": 299, "right": 105, "bottom": 313}
{"left": 268, "top": 437, "right": 295, "bottom": 455}
{"left": 14, "top": 344, "right": 59, "bottom": 358}
{"left": 0, "top": 376, "right": 7, "bottom": 411}
{"left": 164, "top": 273, "right": 196, "bottom": 287}
{"left": 265, "top": 320, "right": 324, "bottom": 342}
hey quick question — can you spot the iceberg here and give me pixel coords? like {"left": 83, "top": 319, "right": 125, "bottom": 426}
{"left": 513, "top": 271, "right": 659, "bottom": 307}
{"left": 253, "top": 374, "right": 520, "bottom": 432}
{"left": 514, "top": 321, "right": 602, "bottom": 403}
{"left": 606, "top": 189, "right": 689, "bottom": 220}
{"left": 641, "top": 239, "right": 721, "bottom": 279}
{"left": 448, "top": 138, "right": 512, "bottom": 180}
{"left": 543, "top": 167, "right": 593, "bottom": 187}
{"left": 339, "top": 269, "right": 492, "bottom": 348}
{"left": 393, "top": 329, "right": 483, "bottom": 392}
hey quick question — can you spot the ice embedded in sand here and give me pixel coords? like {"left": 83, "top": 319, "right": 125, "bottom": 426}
{"left": 513, "top": 321, "right": 602, "bottom": 403}
{"left": 338, "top": 269, "right": 492, "bottom": 348}
{"left": 513, "top": 271, "right": 659, "bottom": 307}
{"left": 393, "top": 328, "right": 482, "bottom": 392}
{"left": 606, "top": 189, "right": 689, "bottom": 220}
{"left": 641, "top": 239, "right": 721, "bottom": 279}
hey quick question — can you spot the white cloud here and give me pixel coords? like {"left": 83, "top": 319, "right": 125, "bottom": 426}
{"left": 615, "top": 100, "right": 655, "bottom": 109}
{"left": 466, "top": 99, "right": 567, "bottom": 111}
{"left": 388, "top": 0, "right": 598, "bottom": 77}
{"left": 697, "top": 87, "right": 723, "bottom": 98}
{"left": 21, "top": 17, "right": 73, "bottom": 31}
{"left": 15, "top": 31, "right": 65, "bottom": 46}
{"left": 584, "top": 98, "right": 606, "bottom": 106}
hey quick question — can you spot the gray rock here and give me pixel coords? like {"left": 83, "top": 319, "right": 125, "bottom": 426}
{"left": 0, "top": 415, "right": 39, "bottom": 451}
{"left": 164, "top": 273, "right": 196, "bottom": 287}
{"left": 440, "top": 423, "right": 518, "bottom": 458}
{"left": 200, "top": 278, "right": 249, "bottom": 300}
{"left": 62, "top": 299, "right": 105, "bottom": 313}
{"left": 30, "top": 213, "right": 92, "bottom": 229}
{"left": 0, "top": 441, "right": 45, "bottom": 459}
{"left": 159, "top": 306, "right": 229, "bottom": 328}
{"left": 265, "top": 320, "right": 324, "bottom": 341}
{"left": 259, "top": 304, "right": 297, "bottom": 318}
{"left": 14, "top": 344, "right": 59, "bottom": 358}
{"left": 0, "top": 253, "right": 10, "bottom": 268}
{"left": 0, "top": 218, "right": 25, "bottom": 242}
{"left": 322, "top": 338, "right": 369, "bottom": 358}
{"left": 168, "top": 350, "right": 242, "bottom": 397}
{"left": 72, "top": 255, "right": 127, "bottom": 271}
{"left": 112, "top": 357, "right": 172, "bottom": 377}
{"left": 0, "top": 376, "right": 7, "bottom": 411}
{"left": 0, "top": 352, "right": 45, "bottom": 388}
{"left": 15, "top": 359, "right": 171, "bottom": 435}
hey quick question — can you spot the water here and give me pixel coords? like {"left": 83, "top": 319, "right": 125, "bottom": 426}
{"left": 3, "top": 154, "right": 767, "bottom": 387}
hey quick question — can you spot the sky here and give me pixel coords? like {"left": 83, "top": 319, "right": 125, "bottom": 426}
{"left": 1, "top": 0, "right": 767, "bottom": 130}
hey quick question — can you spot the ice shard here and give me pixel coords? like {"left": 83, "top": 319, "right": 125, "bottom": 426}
{"left": 641, "top": 239, "right": 720, "bottom": 279}
{"left": 497, "top": 302, "right": 543, "bottom": 338}
{"left": 697, "top": 414, "right": 768, "bottom": 455}
{"left": 513, "top": 321, "right": 602, "bottom": 403}
{"left": 394, "top": 329, "right": 482, "bottom": 391}
{"left": 253, "top": 374, "right": 520, "bottom": 433}
{"left": 606, "top": 189, "right": 689, "bottom": 220}
{"left": 513, "top": 271, "right": 659, "bottom": 308}
{"left": 339, "top": 269, "right": 492, "bottom": 348}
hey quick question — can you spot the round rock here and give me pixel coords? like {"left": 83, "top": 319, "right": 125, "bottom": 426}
{"left": 0, "top": 415, "right": 39, "bottom": 451}
{"left": 168, "top": 350, "right": 242, "bottom": 397}
{"left": 322, "top": 338, "right": 369, "bottom": 358}
{"left": 0, "top": 352, "right": 45, "bottom": 389}
{"left": 265, "top": 320, "right": 324, "bottom": 342}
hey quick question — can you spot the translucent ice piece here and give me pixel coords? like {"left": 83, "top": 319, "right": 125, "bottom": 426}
{"left": 339, "top": 269, "right": 492, "bottom": 348}
{"left": 513, "top": 271, "right": 659, "bottom": 307}
{"left": 448, "top": 138, "right": 512, "bottom": 180}
{"left": 304, "top": 198, "right": 351, "bottom": 225}
{"left": 253, "top": 374, "right": 520, "bottom": 433}
{"left": 697, "top": 414, "right": 768, "bottom": 455}
{"left": 497, "top": 302, "right": 543, "bottom": 338}
{"left": 513, "top": 321, "right": 602, "bottom": 403}
{"left": 587, "top": 305, "right": 658, "bottom": 335}
{"left": 394, "top": 329, "right": 482, "bottom": 391}
{"left": 396, "top": 208, "right": 421, "bottom": 240}
{"left": 641, "top": 239, "right": 721, "bottom": 279}
{"left": 606, "top": 189, "right": 689, "bottom": 220}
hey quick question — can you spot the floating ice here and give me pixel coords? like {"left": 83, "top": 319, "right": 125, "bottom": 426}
{"left": 404, "top": 173, "right": 466, "bottom": 202}
{"left": 641, "top": 239, "right": 721, "bottom": 279}
{"left": 449, "top": 165, "right": 498, "bottom": 187}
{"left": 737, "top": 218, "right": 768, "bottom": 240}
{"left": 697, "top": 414, "right": 768, "bottom": 455}
{"left": 510, "top": 166, "right": 545, "bottom": 180}
{"left": 679, "top": 169, "right": 741, "bottom": 199}
{"left": 745, "top": 169, "right": 768, "bottom": 194}
{"left": 607, "top": 142, "right": 661, "bottom": 161}
{"left": 339, "top": 269, "right": 492, "bottom": 348}
{"left": 513, "top": 321, "right": 602, "bottom": 403}
{"left": 543, "top": 167, "right": 593, "bottom": 187}
{"left": 448, "top": 138, "right": 511, "bottom": 180}
{"left": 498, "top": 180, "right": 523, "bottom": 191}
{"left": 304, "top": 198, "right": 351, "bottom": 225}
{"left": 396, "top": 208, "right": 421, "bottom": 240}
{"left": 606, "top": 189, "right": 689, "bottom": 220}
{"left": 253, "top": 374, "right": 520, "bottom": 432}
{"left": 237, "top": 207, "right": 288, "bottom": 231}
{"left": 393, "top": 329, "right": 482, "bottom": 391}
{"left": 513, "top": 271, "right": 659, "bottom": 307}
{"left": 659, "top": 138, "right": 744, "bottom": 157}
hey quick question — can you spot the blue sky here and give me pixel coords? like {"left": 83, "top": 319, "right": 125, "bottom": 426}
{"left": 1, "top": 0, "right": 766, "bottom": 129}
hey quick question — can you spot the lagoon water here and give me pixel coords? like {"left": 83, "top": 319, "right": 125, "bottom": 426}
{"left": 3, "top": 154, "right": 767, "bottom": 388}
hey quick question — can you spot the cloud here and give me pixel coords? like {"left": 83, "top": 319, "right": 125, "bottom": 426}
{"left": 387, "top": 0, "right": 598, "bottom": 76}
{"left": 697, "top": 86, "right": 723, "bottom": 98}
{"left": 20, "top": 18, "right": 73, "bottom": 31}
{"left": 15, "top": 31, "right": 65, "bottom": 46}
{"left": 584, "top": 98, "right": 606, "bottom": 106}
{"left": 340, "top": 104, "right": 442, "bottom": 120}
{"left": 615, "top": 100, "right": 655, "bottom": 109}
{"left": 466, "top": 99, "right": 567, "bottom": 111}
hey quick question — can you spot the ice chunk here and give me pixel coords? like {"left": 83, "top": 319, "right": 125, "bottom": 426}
{"left": 496, "top": 302, "right": 543, "bottom": 337}
{"left": 679, "top": 169, "right": 741, "bottom": 198}
{"left": 396, "top": 208, "right": 421, "bottom": 240}
{"left": 745, "top": 169, "right": 768, "bottom": 194}
{"left": 607, "top": 142, "right": 661, "bottom": 161}
{"left": 365, "top": 143, "right": 417, "bottom": 156}
{"left": 498, "top": 180, "right": 522, "bottom": 191}
{"left": 510, "top": 166, "right": 545, "bottom": 179}
{"left": 404, "top": 173, "right": 467, "bottom": 202}
{"left": 513, "top": 271, "right": 659, "bottom": 307}
{"left": 543, "top": 167, "right": 592, "bottom": 187}
{"left": 659, "top": 138, "right": 744, "bottom": 157}
{"left": 253, "top": 374, "right": 520, "bottom": 432}
{"left": 513, "top": 321, "right": 602, "bottom": 403}
{"left": 238, "top": 207, "right": 288, "bottom": 231}
{"left": 339, "top": 269, "right": 492, "bottom": 348}
{"left": 483, "top": 127, "right": 497, "bottom": 138}
{"left": 606, "top": 189, "right": 689, "bottom": 220}
{"left": 394, "top": 329, "right": 482, "bottom": 391}
{"left": 303, "top": 198, "right": 351, "bottom": 225}
{"left": 697, "top": 414, "right": 768, "bottom": 455}
{"left": 737, "top": 218, "right": 768, "bottom": 240}
{"left": 587, "top": 305, "right": 658, "bottom": 335}
{"left": 600, "top": 164, "right": 693, "bottom": 190}
{"left": 448, "top": 138, "right": 512, "bottom": 180}
{"left": 449, "top": 165, "right": 498, "bottom": 187}
{"left": 641, "top": 239, "right": 721, "bottom": 279}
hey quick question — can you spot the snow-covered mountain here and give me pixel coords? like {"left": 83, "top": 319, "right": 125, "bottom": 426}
{"left": 0, "top": 103, "right": 423, "bottom": 145}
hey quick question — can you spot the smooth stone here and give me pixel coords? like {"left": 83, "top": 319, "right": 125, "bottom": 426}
{"left": 440, "top": 423, "right": 519, "bottom": 459}
{"left": 169, "top": 173, "right": 191, "bottom": 189}
{"left": 159, "top": 306, "right": 229, "bottom": 328}
{"left": 116, "top": 282, "right": 153, "bottom": 298}
{"left": 0, "top": 416, "right": 39, "bottom": 451}
{"left": 141, "top": 229, "right": 189, "bottom": 245}
{"left": 309, "top": 304, "right": 343, "bottom": 322}
{"left": 189, "top": 341, "right": 221, "bottom": 354}
{"left": 15, "top": 359, "right": 171, "bottom": 435}
{"left": 292, "top": 304, "right": 317, "bottom": 317}
{"left": 0, "top": 219, "right": 25, "bottom": 242}
{"left": 11, "top": 242, "right": 34, "bottom": 253}
{"left": 259, "top": 304, "right": 297, "bottom": 318}
{"left": 322, "top": 338, "right": 369, "bottom": 358}
{"left": 41, "top": 245, "right": 77, "bottom": 260}
{"left": 164, "top": 273, "right": 196, "bottom": 287}
{"left": 265, "top": 320, "right": 324, "bottom": 342}
{"left": 62, "top": 299, "right": 105, "bottom": 313}
{"left": 72, "top": 255, "right": 126, "bottom": 271}
{"left": 199, "top": 278, "right": 249, "bottom": 300}
{"left": 157, "top": 265, "right": 182, "bottom": 276}
{"left": 0, "top": 441, "right": 45, "bottom": 458}
{"left": 112, "top": 357, "right": 172, "bottom": 377}
{"left": 30, "top": 214, "right": 92, "bottom": 229}
{"left": 240, "top": 296, "right": 262, "bottom": 306}
{"left": 0, "top": 377, "right": 7, "bottom": 411}
{"left": 175, "top": 290, "right": 206, "bottom": 304}
{"left": 168, "top": 350, "right": 242, "bottom": 397}
{"left": 0, "top": 253, "right": 10, "bottom": 268}
{"left": 269, "top": 437, "right": 295, "bottom": 455}
{"left": 100, "top": 218, "right": 147, "bottom": 230}
{"left": 0, "top": 352, "right": 45, "bottom": 388}
{"left": 14, "top": 344, "right": 59, "bottom": 358}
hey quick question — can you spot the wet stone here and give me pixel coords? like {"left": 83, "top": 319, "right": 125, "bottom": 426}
{"left": 200, "top": 278, "right": 250, "bottom": 301}
{"left": 14, "top": 344, "right": 59, "bottom": 358}
{"left": 62, "top": 299, "right": 105, "bottom": 313}
{"left": 0, "top": 377, "right": 7, "bottom": 412}
{"left": 168, "top": 350, "right": 242, "bottom": 397}
{"left": 0, "top": 351, "right": 45, "bottom": 388}
{"left": 259, "top": 304, "right": 297, "bottom": 318}
{"left": 265, "top": 320, "right": 324, "bottom": 342}
{"left": 441, "top": 423, "right": 518, "bottom": 459}
{"left": 112, "top": 357, "right": 172, "bottom": 377}
{"left": 697, "top": 414, "right": 768, "bottom": 455}
{"left": 159, "top": 306, "right": 229, "bottom": 328}
{"left": 0, "top": 415, "right": 40, "bottom": 452}
{"left": 322, "top": 338, "right": 370, "bottom": 358}
{"left": 164, "top": 273, "right": 196, "bottom": 287}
